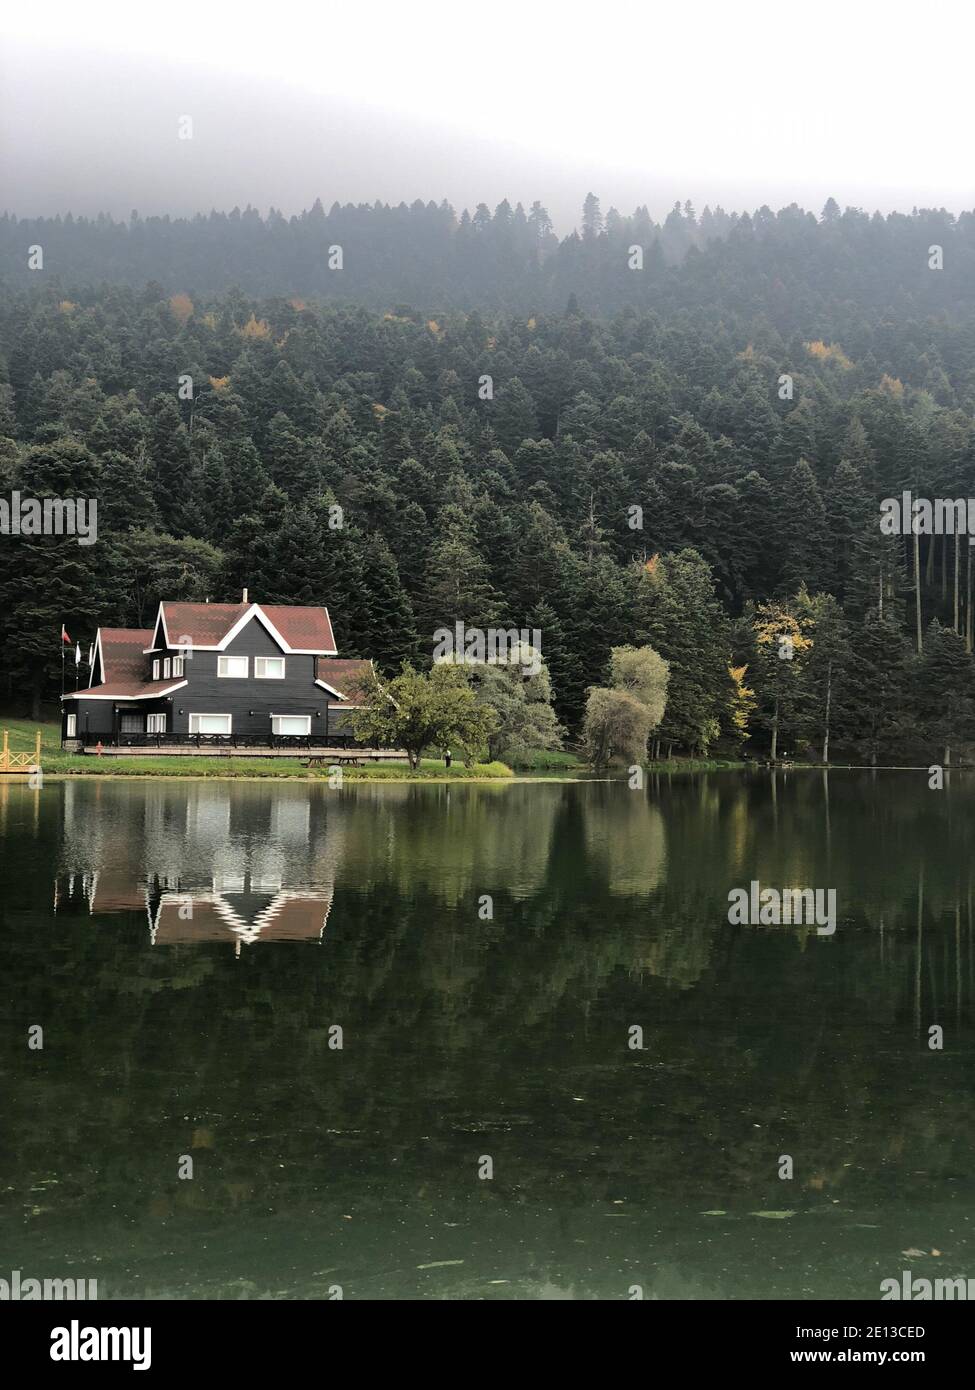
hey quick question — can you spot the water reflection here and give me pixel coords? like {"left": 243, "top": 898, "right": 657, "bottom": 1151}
{"left": 1, "top": 771, "right": 974, "bottom": 1299}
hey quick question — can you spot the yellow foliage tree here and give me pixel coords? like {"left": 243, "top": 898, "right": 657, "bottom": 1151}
{"left": 753, "top": 602, "right": 813, "bottom": 762}
{"left": 728, "top": 664, "right": 756, "bottom": 741}
{"left": 804, "top": 340, "right": 853, "bottom": 369}
{"left": 237, "top": 314, "right": 271, "bottom": 339}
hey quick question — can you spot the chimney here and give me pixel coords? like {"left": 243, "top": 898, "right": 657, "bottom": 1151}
{"left": 242, "top": 588, "right": 249, "bottom": 604}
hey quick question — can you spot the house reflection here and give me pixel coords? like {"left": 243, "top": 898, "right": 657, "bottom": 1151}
{"left": 148, "top": 873, "right": 332, "bottom": 950}
{"left": 54, "top": 780, "right": 341, "bottom": 950}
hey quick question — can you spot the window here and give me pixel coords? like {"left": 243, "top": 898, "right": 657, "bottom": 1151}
{"left": 189, "top": 713, "right": 232, "bottom": 734}
{"left": 163, "top": 658, "right": 171, "bottom": 679}
{"left": 66, "top": 713, "right": 77, "bottom": 738}
{"left": 271, "top": 715, "right": 311, "bottom": 736}
{"left": 218, "top": 655, "right": 248, "bottom": 678}
{"left": 172, "top": 656, "right": 184, "bottom": 677}
{"left": 152, "top": 659, "right": 160, "bottom": 680}
{"left": 255, "top": 656, "right": 286, "bottom": 679}
{"left": 147, "top": 713, "right": 166, "bottom": 733}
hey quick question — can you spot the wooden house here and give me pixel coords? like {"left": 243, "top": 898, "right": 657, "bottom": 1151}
{"left": 61, "top": 594, "right": 375, "bottom": 753}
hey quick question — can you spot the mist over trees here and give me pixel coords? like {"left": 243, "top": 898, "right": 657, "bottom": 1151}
{"left": 3, "top": 194, "right": 975, "bottom": 315}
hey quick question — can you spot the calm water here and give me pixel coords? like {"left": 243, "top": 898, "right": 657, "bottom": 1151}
{"left": 1, "top": 772, "right": 973, "bottom": 1300}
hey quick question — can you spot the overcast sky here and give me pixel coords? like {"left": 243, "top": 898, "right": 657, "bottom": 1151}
{"left": 2, "top": 0, "right": 972, "bottom": 231}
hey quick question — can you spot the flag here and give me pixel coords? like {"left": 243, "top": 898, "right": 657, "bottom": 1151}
{"left": 61, "top": 624, "right": 71, "bottom": 644}
{"left": 75, "top": 643, "right": 81, "bottom": 666}
{"left": 88, "top": 643, "right": 94, "bottom": 667}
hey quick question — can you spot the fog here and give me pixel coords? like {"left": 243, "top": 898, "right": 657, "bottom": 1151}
{"left": 2, "top": 1, "right": 972, "bottom": 230}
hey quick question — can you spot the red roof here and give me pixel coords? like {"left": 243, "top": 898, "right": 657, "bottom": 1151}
{"left": 316, "top": 657, "right": 374, "bottom": 701}
{"left": 64, "top": 678, "right": 184, "bottom": 702}
{"left": 160, "top": 602, "right": 335, "bottom": 652}
{"left": 99, "top": 628, "right": 154, "bottom": 683}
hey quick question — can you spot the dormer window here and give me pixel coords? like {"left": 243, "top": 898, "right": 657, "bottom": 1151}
{"left": 163, "top": 658, "right": 171, "bottom": 679}
{"left": 152, "top": 659, "right": 160, "bottom": 680}
{"left": 172, "top": 656, "right": 184, "bottom": 677}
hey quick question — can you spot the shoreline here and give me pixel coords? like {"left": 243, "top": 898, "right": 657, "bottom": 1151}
{"left": 17, "top": 761, "right": 962, "bottom": 785}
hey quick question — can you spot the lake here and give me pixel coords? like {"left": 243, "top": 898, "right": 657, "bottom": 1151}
{"left": 1, "top": 771, "right": 973, "bottom": 1300}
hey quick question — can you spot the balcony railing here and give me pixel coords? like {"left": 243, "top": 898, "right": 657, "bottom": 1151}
{"left": 76, "top": 731, "right": 366, "bottom": 751}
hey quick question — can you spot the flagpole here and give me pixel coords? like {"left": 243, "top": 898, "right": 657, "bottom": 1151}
{"left": 60, "top": 626, "right": 65, "bottom": 698}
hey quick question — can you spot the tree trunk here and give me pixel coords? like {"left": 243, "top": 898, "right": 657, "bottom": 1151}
{"left": 913, "top": 527, "right": 923, "bottom": 651}
{"left": 822, "top": 660, "right": 832, "bottom": 765}
{"left": 770, "top": 697, "right": 779, "bottom": 764}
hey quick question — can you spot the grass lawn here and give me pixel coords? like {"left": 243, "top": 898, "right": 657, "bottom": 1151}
{"left": 0, "top": 718, "right": 512, "bottom": 779}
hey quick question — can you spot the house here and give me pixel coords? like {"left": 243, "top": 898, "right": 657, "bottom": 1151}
{"left": 61, "top": 593, "right": 376, "bottom": 751}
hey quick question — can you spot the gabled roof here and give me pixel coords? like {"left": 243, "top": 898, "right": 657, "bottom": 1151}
{"left": 152, "top": 602, "right": 337, "bottom": 654}
{"left": 315, "top": 657, "right": 375, "bottom": 702}
{"left": 94, "top": 628, "right": 154, "bottom": 686}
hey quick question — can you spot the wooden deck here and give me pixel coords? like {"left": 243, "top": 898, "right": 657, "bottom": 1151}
{"left": 71, "top": 744, "right": 406, "bottom": 761}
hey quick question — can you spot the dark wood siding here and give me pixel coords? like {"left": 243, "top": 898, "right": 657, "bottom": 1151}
{"left": 163, "top": 616, "right": 329, "bottom": 737}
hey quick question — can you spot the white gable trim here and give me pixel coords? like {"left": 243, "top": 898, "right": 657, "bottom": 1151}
{"left": 146, "top": 603, "right": 338, "bottom": 655}
{"left": 314, "top": 678, "right": 347, "bottom": 699}
{"left": 142, "top": 605, "right": 171, "bottom": 655}
{"left": 89, "top": 629, "right": 103, "bottom": 688}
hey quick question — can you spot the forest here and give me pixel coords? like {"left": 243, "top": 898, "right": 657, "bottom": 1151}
{"left": 2, "top": 192, "right": 975, "bottom": 762}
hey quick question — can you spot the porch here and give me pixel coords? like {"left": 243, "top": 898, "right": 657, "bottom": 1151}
{"left": 64, "top": 731, "right": 402, "bottom": 759}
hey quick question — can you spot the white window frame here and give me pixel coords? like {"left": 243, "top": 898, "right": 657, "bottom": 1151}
{"left": 255, "top": 656, "right": 286, "bottom": 679}
{"left": 163, "top": 658, "right": 171, "bottom": 679}
{"left": 152, "top": 659, "right": 160, "bottom": 679}
{"left": 146, "top": 713, "right": 167, "bottom": 733}
{"left": 189, "top": 713, "right": 232, "bottom": 734}
{"left": 217, "top": 655, "right": 249, "bottom": 678}
{"left": 271, "top": 714, "right": 311, "bottom": 736}
{"left": 172, "top": 656, "right": 184, "bottom": 677}
{"left": 66, "top": 713, "right": 77, "bottom": 738}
